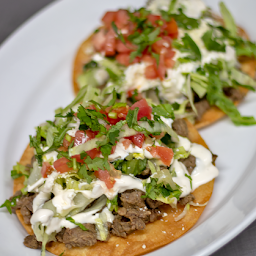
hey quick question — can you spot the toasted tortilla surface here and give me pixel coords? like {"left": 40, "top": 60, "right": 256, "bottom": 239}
{"left": 73, "top": 26, "right": 256, "bottom": 130}
{"left": 13, "top": 120, "right": 214, "bottom": 256}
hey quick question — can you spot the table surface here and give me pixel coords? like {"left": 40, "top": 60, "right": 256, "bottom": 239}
{"left": 1, "top": 0, "right": 256, "bottom": 255}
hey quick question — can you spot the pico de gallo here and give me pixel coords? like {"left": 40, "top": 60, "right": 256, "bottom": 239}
{"left": 1, "top": 88, "right": 218, "bottom": 255}
{"left": 76, "top": 0, "right": 256, "bottom": 126}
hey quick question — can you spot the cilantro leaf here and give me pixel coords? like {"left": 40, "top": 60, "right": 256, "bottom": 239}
{"left": 66, "top": 217, "right": 88, "bottom": 231}
{"left": 111, "top": 21, "right": 125, "bottom": 43}
{"left": 173, "top": 33, "right": 201, "bottom": 62}
{"left": 162, "top": 8, "right": 200, "bottom": 29}
{"left": 77, "top": 164, "right": 93, "bottom": 184}
{"left": 84, "top": 157, "right": 110, "bottom": 171}
{"left": 83, "top": 60, "right": 98, "bottom": 71}
{"left": 0, "top": 194, "right": 22, "bottom": 214}
{"left": 77, "top": 105, "right": 107, "bottom": 133}
{"left": 202, "top": 30, "right": 226, "bottom": 52}
{"left": 114, "top": 158, "right": 147, "bottom": 176}
{"left": 152, "top": 104, "right": 175, "bottom": 119}
{"left": 206, "top": 74, "right": 256, "bottom": 125}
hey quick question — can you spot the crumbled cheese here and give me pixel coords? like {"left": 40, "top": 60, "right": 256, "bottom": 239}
{"left": 142, "top": 245, "right": 146, "bottom": 249}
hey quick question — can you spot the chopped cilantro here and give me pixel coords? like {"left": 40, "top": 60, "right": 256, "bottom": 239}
{"left": 66, "top": 217, "right": 88, "bottom": 231}
{"left": 111, "top": 21, "right": 125, "bottom": 43}
{"left": 113, "top": 158, "right": 147, "bottom": 176}
{"left": 173, "top": 33, "right": 201, "bottom": 62}
{"left": 161, "top": 8, "right": 200, "bottom": 30}
{"left": 143, "top": 178, "right": 181, "bottom": 200}
{"left": 202, "top": 30, "right": 226, "bottom": 52}
{"left": 84, "top": 157, "right": 110, "bottom": 171}
{"left": 152, "top": 104, "right": 175, "bottom": 119}
{"left": 83, "top": 60, "right": 98, "bottom": 71}
{"left": 77, "top": 164, "right": 93, "bottom": 184}
{"left": 0, "top": 194, "right": 22, "bottom": 214}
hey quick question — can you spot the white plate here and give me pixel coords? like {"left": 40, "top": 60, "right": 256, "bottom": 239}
{"left": 0, "top": 0, "right": 256, "bottom": 255}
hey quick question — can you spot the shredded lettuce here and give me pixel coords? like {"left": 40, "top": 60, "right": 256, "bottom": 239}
{"left": 173, "top": 146, "right": 190, "bottom": 160}
{"left": 174, "top": 203, "right": 190, "bottom": 221}
{"left": 219, "top": 2, "right": 237, "bottom": 37}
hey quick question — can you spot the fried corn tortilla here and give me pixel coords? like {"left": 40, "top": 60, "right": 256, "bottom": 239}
{"left": 72, "top": 24, "right": 256, "bottom": 130}
{"left": 13, "top": 120, "right": 215, "bottom": 256}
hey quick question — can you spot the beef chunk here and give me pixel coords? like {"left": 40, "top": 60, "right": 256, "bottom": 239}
{"left": 10, "top": 192, "right": 37, "bottom": 224}
{"left": 111, "top": 215, "right": 145, "bottom": 238}
{"left": 172, "top": 119, "right": 188, "bottom": 137}
{"left": 120, "top": 190, "right": 146, "bottom": 209}
{"left": 146, "top": 198, "right": 163, "bottom": 209}
{"left": 179, "top": 155, "right": 196, "bottom": 175}
{"left": 63, "top": 223, "right": 97, "bottom": 249}
{"left": 23, "top": 235, "right": 42, "bottom": 249}
{"left": 179, "top": 194, "right": 195, "bottom": 205}
{"left": 56, "top": 228, "right": 66, "bottom": 243}
{"left": 224, "top": 87, "right": 245, "bottom": 102}
{"left": 149, "top": 209, "right": 162, "bottom": 222}
{"left": 194, "top": 99, "right": 210, "bottom": 121}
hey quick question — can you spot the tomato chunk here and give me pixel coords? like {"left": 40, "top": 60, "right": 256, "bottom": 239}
{"left": 102, "top": 11, "right": 117, "bottom": 28}
{"left": 53, "top": 157, "right": 73, "bottom": 174}
{"left": 41, "top": 162, "right": 54, "bottom": 178}
{"left": 166, "top": 18, "right": 178, "bottom": 38}
{"left": 115, "top": 9, "right": 129, "bottom": 29}
{"left": 147, "top": 146, "right": 174, "bottom": 166}
{"left": 126, "top": 133, "right": 145, "bottom": 148}
{"left": 130, "top": 98, "right": 152, "bottom": 120}
{"left": 92, "top": 29, "right": 106, "bottom": 52}
{"left": 122, "top": 139, "right": 132, "bottom": 149}
{"left": 74, "top": 130, "right": 86, "bottom": 146}
{"left": 104, "top": 29, "right": 116, "bottom": 56}
{"left": 145, "top": 64, "right": 158, "bottom": 79}
{"left": 94, "top": 169, "right": 116, "bottom": 189}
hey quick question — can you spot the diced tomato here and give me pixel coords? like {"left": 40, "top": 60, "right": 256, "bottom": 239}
{"left": 156, "top": 54, "right": 166, "bottom": 80}
{"left": 41, "top": 162, "right": 54, "bottom": 178}
{"left": 122, "top": 139, "right": 132, "bottom": 149}
{"left": 92, "top": 29, "right": 106, "bottom": 52}
{"left": 145, "top": 64, "right": 158, "bottom": 79}
{"left": 116, "top": 53, "right": 131, "bottom": 66}
{"left": 126, "top": 133, "right": 145, "bottom": 148}
{"left": 85, "top": 130, "right": 98, "bottom": 139}
{"left": 152, "top": 37, "right": 171, "bottom": 54}
{"left": 127, "top": 89, "right": 143, "bottom": 102}
{"left": 63, "top": 135, "right": 74, "bottom": 149}
{"left": 111, "top": 145, "right": 117, "bottom": 154}
{"left": 53, "top": 157, "right": 73, "bottom": 174}
{"left": 147, "top": 14, "right": 161, "bottom": 26}
{"left": 164, "top": 49, "right": 176, "bottom": 68}
{"left": 116, "top": 40, "right": 135, "bottom": 53}
{"left": 116, "top": 53, "right": 140, "bottom": 66}
{"left": 71, "top": 154, "right": 85, "bottom": 163}
{"left": 130, "top": 98, "right": 152, "bottom": 120}
{"left": 146, "top": 146, "right": 174, "bottom": 166}
{"left": 104, "top": 29, "right": 116, "bottom": 56}
{"left": 74, "top": 130, "right": 86, "bottom": 146}
{"left": 115, "top": 9, "right": 129, "bottom": 29}
{"left": 86, "top": 148, "right": 101, "bottom": 159}
{"left": 106, "top": 106, "right": 129, "bottom": 124}
{"left": 142, "top": 55, "right": 156, "bottom": 65}
{"left": 94, "top": 169, "right": 116, "bottom": 189}
{"left": 102, "top": 11, "right": 117, "bottom": 28}
{"left": 166, "top": 18, "right": 178, "bottom": 39}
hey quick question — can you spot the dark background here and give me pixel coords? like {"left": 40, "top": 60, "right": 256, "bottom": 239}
{"left": 0, "top": 0, "right": 256, "bottom": 255}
